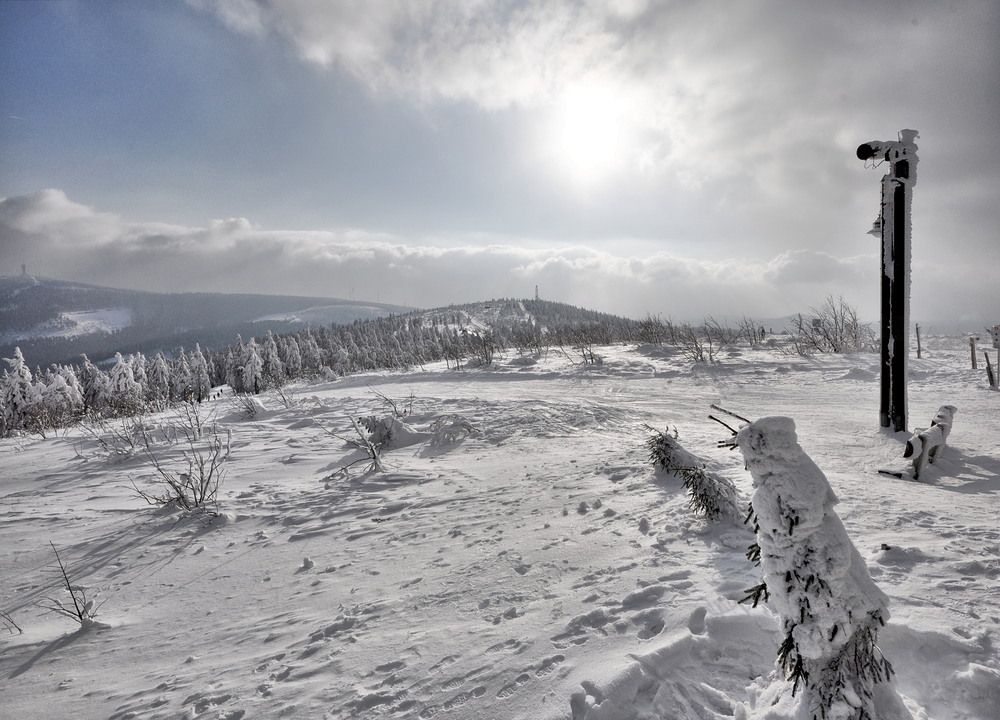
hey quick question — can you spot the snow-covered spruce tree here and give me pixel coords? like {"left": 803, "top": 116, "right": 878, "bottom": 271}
{"left": 735, "top": 417, "right": 911, "bottom": 720}
{"left": 279, "top": 335, "right": 302, "bottom": 379}
{"left": 645, "top": 426, "right": 742, "bottom": 522}
{"left": 260, "top": 332, "right": 284, "bottom": 389}
{"left": 226, "top": 336, "right": 246, "bottom": 392}
{"left": 189, "top": 344, "right": 211, "bottom": 402}
{"left": 241, "top": 338, "right": 264, "bottom": 395}
{"left": 78, "top": 354, "right": 109, "bottom": 415}
{"left": 107, "top": 352, "right": 144, "bottom": 416}
{"left": 57, "top": 365, "right": 84, "bottom": 416}
{"left": 130, "top": 352, "right": 148, "bottom": 394}
{"left": 38, "top": 368, "right": 83, "bottom": 428}
{"left": 298, "top": 329, "right": 321, "bottom": 375}
{"left": 1, "top": 348, "right": 42, "bottom": 435}
{"left": 147, "top": 352, "right": 171, "bottom": 410}
{"left": 171, "top": 348, "right": 192, "bottom": 402}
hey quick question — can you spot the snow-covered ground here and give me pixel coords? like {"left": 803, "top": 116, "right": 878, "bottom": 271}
{"left": 1, "top": 336, "right": 998, "bottom": 720}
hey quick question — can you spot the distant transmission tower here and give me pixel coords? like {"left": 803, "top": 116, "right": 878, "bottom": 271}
{"left": 534, "top": 285, "right": 539, "bottom": 301}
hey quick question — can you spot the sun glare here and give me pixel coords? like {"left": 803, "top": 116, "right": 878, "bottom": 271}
{"left": 555, "top": 85, "right": 623, "bottom": 179}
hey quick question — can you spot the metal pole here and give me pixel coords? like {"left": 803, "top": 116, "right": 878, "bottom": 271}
{"left": 858, "top": 130, "right": 918, "bottom": 433}
{"left": 890, "top": 179, "right": 908, "bottom": 432}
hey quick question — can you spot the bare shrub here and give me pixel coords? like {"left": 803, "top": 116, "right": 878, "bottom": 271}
{"left": 636, "top": 313, "right": 670, "bottom": 346}
{"left": 275, "top": 385, "right": 300, "bottom": 409}
{"left": 465, "top": 329, "right": 505, "bottom": 366}
{"left": 368, "top": 386, "right": 416, "bottom": 418}
{"left": 677, "top": 323, "right": 707, "bottom": 363}
{"left": 2, "top": 609, "right": 22, "bottom": 635}
{"left": 82, "top": 415, "right": 170, "bottom": 464}
{"left": 317, "top": 416, "right": 388, "bottom": 476}
{"left": 703, "top": 316, "right": 739, "bottom": 348}
{"left": 41, "top": 543, "right": 107, "bottom": 630}
{"left": 571, "top": 336, "right": 603, "bottom": 365}
{"left": 791, "top": 295, "right": 876, "bottom": 354}
{"left": 737, "top": 315, "right": 766, "bottom": 347}
{"left": 231, "top": 392, "right": 263, "bottom": 419}
{"left": 132, "top": 422, "right": 231, "bottom": 514}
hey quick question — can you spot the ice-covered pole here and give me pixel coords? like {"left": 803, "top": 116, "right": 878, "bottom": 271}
{"left": 857, "top": 130, "right": 918, "bottom": 432}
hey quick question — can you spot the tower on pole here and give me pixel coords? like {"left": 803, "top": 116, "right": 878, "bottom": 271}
{"left": 857, "top": 129, "right": 918, "bottom": 433}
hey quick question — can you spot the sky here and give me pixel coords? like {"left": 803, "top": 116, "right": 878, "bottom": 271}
{"left": 1, "top": 0, "right": 997, "bottom": 325}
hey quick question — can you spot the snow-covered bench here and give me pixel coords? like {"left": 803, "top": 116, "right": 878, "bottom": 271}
{"left": 903, "top": 405, "right": 957, "bottom": 479}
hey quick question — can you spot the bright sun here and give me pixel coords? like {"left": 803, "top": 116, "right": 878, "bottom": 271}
{"left": 555, "top": 85, "right": 623, "bottom": 179}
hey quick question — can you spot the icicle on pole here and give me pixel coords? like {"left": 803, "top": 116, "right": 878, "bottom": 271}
{"left": 857, "top": 130, "right": 918, "bottom": 432}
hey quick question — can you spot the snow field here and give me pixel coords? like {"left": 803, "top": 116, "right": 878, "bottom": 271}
{"left": 1, "top": 336, "right": 998, "bottom": 719}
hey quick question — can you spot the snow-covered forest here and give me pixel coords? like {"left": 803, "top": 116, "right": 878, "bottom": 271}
{"left": 1, "top": 297, "right": 878, "bottom": 438}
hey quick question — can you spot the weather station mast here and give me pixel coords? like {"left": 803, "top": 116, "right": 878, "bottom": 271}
{"left": 856, "top": 129, "right": 918, "bottom": 433}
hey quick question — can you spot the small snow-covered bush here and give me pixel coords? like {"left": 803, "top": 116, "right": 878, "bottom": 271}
{"left": 645, "top": 425, "right": 741, "bottom": 522}
{"left": 429, "top": 414, "right": 478, "bottom": 445}
{"left": 736, "top": 417, "right": 910, "bottom": 720}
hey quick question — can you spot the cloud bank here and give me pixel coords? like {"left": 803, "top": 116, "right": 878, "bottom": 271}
{"left": 10, "top": 188, "right": 981, "bottom": 325}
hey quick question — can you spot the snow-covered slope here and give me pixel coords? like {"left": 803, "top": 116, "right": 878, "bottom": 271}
{"left": 1, "top": 336, "right": 998, "bottom": 719}
{"left": 254, "top": 304, "right": 404, "bottom": 327}
{"left": 0, "top": 307, "right": 135, "bottom": 343}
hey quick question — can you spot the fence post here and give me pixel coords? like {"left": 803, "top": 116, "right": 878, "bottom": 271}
{"left": 915, "top": 324, "right": 921, "bottom": 359}
{"left": 971, "top": 337, "right": 978, "bottom": 369}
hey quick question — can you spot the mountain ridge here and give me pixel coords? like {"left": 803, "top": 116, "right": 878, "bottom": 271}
{"left": 0, "top": 275, "right": 416, "bottom": 368}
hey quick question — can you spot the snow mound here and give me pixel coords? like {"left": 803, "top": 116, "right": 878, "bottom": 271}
{"left": 570, "top": 602, "right": 779, "bottom": 720}
{"left": 834, "top": 367, "right": 878, "bottom": 382}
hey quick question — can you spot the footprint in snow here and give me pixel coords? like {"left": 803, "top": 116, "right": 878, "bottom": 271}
{"left": 496, "top": 673, "right": 532, "bottom": 699}
{"left": 428, "top": 655, "right": 458, "bottom": 672}
{"left": 442, "top": 686, "right": 487, "bottom": 710}
{"left": 484, "top": 639, "right": 520, "bottom": 655}
{"left": 376, "top": 660, "right": 406, "bottom": 673}
{"left": 440, "top": 675, "right": 467, "bottom": 691}
{"left": 535, "top": 654, "right": 565, "bottom": 677}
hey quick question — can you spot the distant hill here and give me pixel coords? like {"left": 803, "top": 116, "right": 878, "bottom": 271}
{"left": 397, "top": 298, "right": 630, "bottom": 335}
{"left": 0, "top": 276, "right": 416, "bottom": 368}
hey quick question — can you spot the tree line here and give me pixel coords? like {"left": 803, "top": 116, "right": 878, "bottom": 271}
{"left": 1, "top": 296, "right": 873, "bottom": 438}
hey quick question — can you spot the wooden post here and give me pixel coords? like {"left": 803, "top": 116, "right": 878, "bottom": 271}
{"left": 858, "top": 130, "right": 918, "bottom": 433}
{"left": 971, "top": 337, "right": 978, "bottom": 369}
{"left": 985, "top": 352, "right": 996, "bottom": 389}
{"left": 915, "top": 324, "right": 921, "bottom": 359}
{"left": 903, "top": 405, "right": 957, "bottom": 479}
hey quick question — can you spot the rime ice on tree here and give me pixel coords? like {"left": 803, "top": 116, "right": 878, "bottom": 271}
{"left": 857, "top": 130, "right": 918, "bottom": 432}
{"left": 736, "top": 417, "right": 912, "bottom": 720}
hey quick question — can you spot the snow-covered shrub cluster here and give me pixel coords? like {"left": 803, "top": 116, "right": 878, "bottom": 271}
{"left": 789, "top": 296, "right": 877, "bottom": 355}
{"left": 645, "top": 426, "right": 742, "bottom": 522}
{"left": 736, "top": 417, "right": 910, "bottom": 720}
